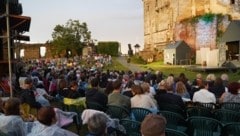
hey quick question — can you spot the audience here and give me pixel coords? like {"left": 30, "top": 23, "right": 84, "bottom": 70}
{"left": 65, "top": 81, "right": 82, "bottom": 99}
{"left": 108, "top": 79, "right": 131, "bottom": 110}
{"left": 131, "top": 84, "right": 158, "bottom": 113}
{"left": 0, "top": 97, "right": 26, "bottom": 136}
{"left": 155, "top": 80, "right": 185, "bottom": 109}
{"left": 85, "top": 78, "right": 108, "bottom": 110}
{"left": 86, "top": 113, "right": 108, "bottom": 136}
{"left": 175, "top": 81, "right": 190, "bottom": 102}
{"left": 27, "top": 106, "right": 78, "bottom": 136}
{"left": 210, "top": 77, "right": 225, "bottom": 102}
{"left": 219, "top": 82, "right": 240, "bottom": 103}
{"left": 20, "top": 77, "right": 42, "bottom": 109}
{"left": 2, "top": 56, "right": 240, "bottom": 135}
{"left": 192, "top": 80, "right": 216, "bottom": 103}
{"left": 141, "top": 114, "right": 166, "bottom": 136}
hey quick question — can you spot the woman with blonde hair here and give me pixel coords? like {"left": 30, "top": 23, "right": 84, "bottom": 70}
{"left": 175, "top": 81, "right": 190, "bottom": 102}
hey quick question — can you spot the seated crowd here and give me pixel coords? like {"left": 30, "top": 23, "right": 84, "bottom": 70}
{"left": 0, "top": 56, "right": 240, "bottom": 136}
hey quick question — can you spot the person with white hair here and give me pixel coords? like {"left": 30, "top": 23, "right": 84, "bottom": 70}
{"left": 221, "top": 73, "right": 229, "bottom": 88}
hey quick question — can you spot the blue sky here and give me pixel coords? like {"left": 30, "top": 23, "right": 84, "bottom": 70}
{"left": 20, "top": 0, "right": 144, "bottom": 54}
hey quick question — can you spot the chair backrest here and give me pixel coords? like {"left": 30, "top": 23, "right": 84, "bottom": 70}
{"left": 131, "top": 107, "right": 152, "bottom": 122}
{"left": 213, "top": 109, "right": 240, "bottom": 125}
{"left": 186, "top": 106, "right": 213, "bottom": 118}
{"left": 221, "top": 102, "right": 240, "bottom": 112}
{"left": 61, "top": 103, "right": 82, "bottom": 135}
{"left": 0, "top": 130, "right": 8, "bottom": 136}
{"left": 120, "top": 119, "right": 141, "bottom": 136}
{"left": 187, "top": 116, "right": 223, "bottom": 136}
{"left": 106, "top": 105, "right": 130, "bottom": 119}
{"left": 159, "top": 111, "right": 186, "bottom": 130}
{"left": 195, "top": 102, "right": 217, "bottom": 111}
{"left": 158, "top": 103, "right": 186, "bottom": 118}
{"left": 221, "top": 122, "right": 240, "bottom": 136}
{"left": 165, "top": 128, "right": 188, "bottom": 136}
{"left": 86, "top": 101, "right": 106, "bottom": 112}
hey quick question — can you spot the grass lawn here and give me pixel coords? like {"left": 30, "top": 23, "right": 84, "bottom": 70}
{"left": 140, "top": 61, "right": 240, "bottom": 82}
{"left": 103, "top": 57, "right": 129, "bottom": 71}
{"left": 108, "top": 57, "right": 240, "bottom": 82}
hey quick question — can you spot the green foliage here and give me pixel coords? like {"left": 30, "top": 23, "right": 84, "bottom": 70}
{"left": 201, "top": 13, "right": 215, "bottom": 23}
{"left": 96, "top": 42, "right": 120, "bottom": 56}
{"left": 51, "top": 19, "right": 92, "bottom": 57}
{"left": 130, "top": 55, "right": 146, "bottom": 64}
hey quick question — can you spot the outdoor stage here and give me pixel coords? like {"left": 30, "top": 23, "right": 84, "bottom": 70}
{"left": 185, "top": 60, "right": 240, "bottom": 72}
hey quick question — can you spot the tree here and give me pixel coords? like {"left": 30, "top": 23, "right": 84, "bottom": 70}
{"left": 51, "top": 19, "right": 92, "bottom": 57}
{"left": 97, "top": 41, "right": 120, "bottom": 56}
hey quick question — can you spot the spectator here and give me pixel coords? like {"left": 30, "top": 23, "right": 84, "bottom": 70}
{"left": 0, "top": 97, "right": 26, "bottom": 136}
{"left": 57, "top": 79, "right": 69, "bottom": 97}
{"left": 131, "top": 85, "right": 158, "bottom": 113}
{"left": 192, "top": 80, "right": 216, "bottom": 103}
{"left": 27, "top": 106, "right": 78, "bottom": 136}
{"left": 108, "top": 79, "right": 131, "bottom": 111}
{"left": 219, "top": 82, "right": 240, "bottom": 103}
{"left": 155, "top": 80, "right": 185, "bottom": 109}
{"left": 175, "top": 81, "right": 190, "bottom": 102}
{"left": 65, "top": 81, "right": 82, "bottom": 99}
{"left": 122, "top": 80, "right": 134, "bottom": 98}
{"left": 141, "top": 114, "right": 166, "bottom": 136}
{"left": 86, "top": 113, "right": 108, "bottom": 136}
{"left": 85, "top": 78, "right": 108, "bottom": 109}
{"left": 210, "top": 77, "right": 225, "bottom": 101}
{"left": 20, "top": 77, "right": 41, "bottom": 109}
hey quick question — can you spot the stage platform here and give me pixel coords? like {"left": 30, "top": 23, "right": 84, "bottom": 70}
{"left": 186, "top": 60, "right": 240, "bottom": 72}
{"left": 186, "top": 65, "right": 238, "bottom": 72}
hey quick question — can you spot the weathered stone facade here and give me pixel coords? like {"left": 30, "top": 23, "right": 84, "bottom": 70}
{"left": 16, "top": 43, "right": 51, "bottom": 60}
{"left": 142, "top": 0, "right": 240, "bottom": 61}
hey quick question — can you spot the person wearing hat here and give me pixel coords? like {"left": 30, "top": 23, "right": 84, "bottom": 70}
{"left": 141, "top": 114, "right": 166, "bottom": 136}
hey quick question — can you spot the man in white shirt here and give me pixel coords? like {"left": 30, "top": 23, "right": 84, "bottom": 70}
{"left": 193, "top": 81, "right": 216, "bottom": 103}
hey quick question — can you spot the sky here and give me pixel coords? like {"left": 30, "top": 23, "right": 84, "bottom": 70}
{"left": 20, "top": 0, "right": 144, "bottom": 54}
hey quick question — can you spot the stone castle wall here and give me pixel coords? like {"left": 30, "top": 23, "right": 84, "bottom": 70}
{"left": 142, "top": 0, "right": 240, "bottom": 60}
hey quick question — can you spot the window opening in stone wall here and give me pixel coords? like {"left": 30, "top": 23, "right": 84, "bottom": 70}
{"left": 40, "top": 46, "right": 46, "bottom": 57}
{"left": 231, "top": 0, "right": 235, "bottom": 4}
{"left": 20, "top": 49, "right": 24, "bottom": 58}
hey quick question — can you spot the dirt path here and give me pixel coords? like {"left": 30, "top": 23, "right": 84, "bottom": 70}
{"left": 116, "top": 56, "right": 144, "bottom": 72}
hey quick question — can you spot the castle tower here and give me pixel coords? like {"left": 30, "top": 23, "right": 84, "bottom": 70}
{"left": 142, "top": 0, "right": 240, "bottom": 61}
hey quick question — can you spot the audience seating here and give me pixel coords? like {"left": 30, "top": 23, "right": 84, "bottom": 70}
{"left": 165, "top": 128, "right": 188, "bottom": 136}
{"left": 0, "top": 130, "right": 8, "bottom": 136}
{"left": 86, "top": 101, "right": 107, "bottom": 112}
{"left": 213, "top": 109, "right": 240, "bottom": 125}
{"left": 195, "top": 102, "right": 217, "bottom": 111}
{"left": 221, "top": 102, "right": 240, "bottom": 112}
{"left": 187, "top": 116, "right": 223, "bottom": 136}
{"left": 120, "top": 119, "right": 141, "bottom": 136}
{"left": 186, "top": 106, "right": 213, "bottom": 118}
{"left": 221, "top": 122, "right": 240, "bottom": 136}
{"left": 159, "top": 111, "right": 187, "bottom": 132}
{"left": 106, "top": 105, "right": 130, "bottom": 120}
{"left": 158, "top": 103, "right": 186, "bottom": 118}
{"left": 130, "top": 107, "right": 152, "bottom": 122}
{"left": 62, "top": 103, "right": 83, "bottom": 135}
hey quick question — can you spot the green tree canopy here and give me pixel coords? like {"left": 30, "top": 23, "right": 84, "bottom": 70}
{"left": 51, "top": 19, "right": 92, "bottom": 57}
{"left": 97, "top": 41, "right": 120, "bottom": 56}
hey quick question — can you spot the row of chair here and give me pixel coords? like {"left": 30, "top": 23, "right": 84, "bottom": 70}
{"left": 118, "top": 115, "right": 240, "bottom": 136}
{"left": 60, "top": 100, "right": 240, "bottom": 136}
